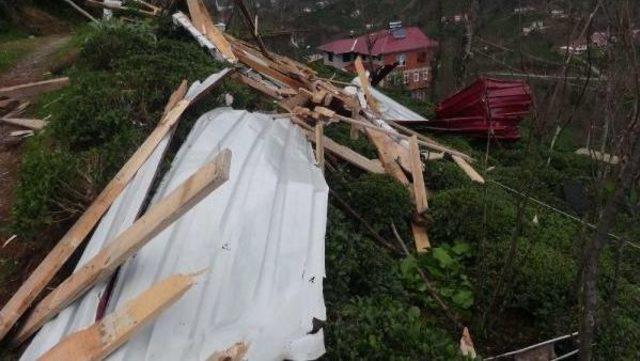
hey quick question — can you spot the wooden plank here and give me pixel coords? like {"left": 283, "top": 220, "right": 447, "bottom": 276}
{"left": 386, "top": 119, "right": 475, "bottom": 162}
{"left": 186, "top": 0, "right": 237, "bottom": 63}
{"left": 411, "top": 222, "right": 431, "bottom": 253}
{"left": 315, "top": 122, "right": 325, "bottom": 172}
{"left": 237, "top": 74, "right": 282, "bottom": 100}
{"left": 451, "top": 154, "right": 485, "bottom": 184}
{"left": 365, "top": 129, "right": 410, "bottom": 186}
{"left": 1, "top": 118, "right": 47, "bottom": 130}
{"left": 0, "top": 78, "right": 70, "bottom": 100}
{"left": 37, "top": 274, "right": 197, "bottom": 361}
{"left": 575, "top": 147, "right": 620, "bottom": 165}
{"left": 163, "top": 80, "right": 188, "bottom": 118}
{"left": 409, "top": 136, "right": 428, "bottom": 214}
{"left": 13, "top": 150, "right": 232, "bottom": 344}
{"left": 233, "top": 47, "right": 304, "bottom": 90}
{"left": 302, "top": 129, "right": 384, "bottom": 174}
{"left": 354, "top": 56, "right": 378, "bottom": 112}
{"left": 0, "top": 87, "right": 192, "bottom": 342}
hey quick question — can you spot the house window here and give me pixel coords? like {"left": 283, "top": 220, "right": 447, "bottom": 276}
{"left": 417, "top": 52, "right": 427, "bottom": 63}
{"left": 328, "top": 52, "right": 334, "bottom": 62}
{"left": 397, "top": 53, "right": 406, "bottom": 66}
{"left": 422, "top": 70, "right": 429, "bottom": 80}
{"left": 342, "top": 53, "right": 353, "bottom": 62}
{"left": 414, "top": 73, "right": 420, "bottom": 82}
{"left": 403, "top": 73, "right": 409, "bottom": 84}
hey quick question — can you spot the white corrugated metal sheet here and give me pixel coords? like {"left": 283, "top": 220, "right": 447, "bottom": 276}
{"left": 351, "top": 77, "right": 428, "bottom": 122}
{"left": 21, "top": 70, "right": 231, "bottom": 361}
{"left": 23, "top": 107, "right": 328, "bottom": 360}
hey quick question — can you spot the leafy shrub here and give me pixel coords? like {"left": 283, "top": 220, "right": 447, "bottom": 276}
{"left": 595, "top": 282, "right": 640, "bottom": 360}
{"left": 345, "top": 173, "right": 412, "bottom": 230}
{"left": 324, "top": 295, "right": 462, "bottom": 360}
{"left": 11, "top": 137, "right": 81, "bottom": 237}
{"left": 324, "top": 122, "right": 378, "bottom": 159}
{"left": 324, "top": 206, "right": 407, "bottom": 304}
{"left": 426, "top": 160, "right": 471, "bottom": 191}
{"left": 401, "top": 241, "right": 475, "bottom": 315}
{"left": 10, "top": 21, "right": 225, "bottom": 239}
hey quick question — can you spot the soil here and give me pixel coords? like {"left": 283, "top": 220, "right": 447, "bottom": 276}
{"left": 0, "top": 30, "right": 73, "bottom": 311}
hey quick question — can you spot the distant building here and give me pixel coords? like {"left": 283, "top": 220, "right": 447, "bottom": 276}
{"left": 318, "top": 22, "right": 438, "bottom": 100}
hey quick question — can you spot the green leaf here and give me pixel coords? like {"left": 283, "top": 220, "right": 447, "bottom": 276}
{"left": 432, "top": 247, "right": 455, "bottom": 268}
{"left": 452, "top": 290, "right": 474, "bottom": 309}
{"left": 452, "top": 242, "right": 471, "bottom": 256}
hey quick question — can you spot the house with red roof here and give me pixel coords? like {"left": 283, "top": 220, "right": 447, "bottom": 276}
{"left": 318, "top": 22, "right": 438, "bottom": 100}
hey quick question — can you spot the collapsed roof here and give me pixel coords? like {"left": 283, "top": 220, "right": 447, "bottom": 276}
{"left": 23, "top": 108, "right": 328, "bottom": 361}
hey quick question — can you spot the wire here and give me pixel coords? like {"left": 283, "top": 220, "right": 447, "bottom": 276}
{"left": 488, "top": 179, "right": 640, "bottom": 251}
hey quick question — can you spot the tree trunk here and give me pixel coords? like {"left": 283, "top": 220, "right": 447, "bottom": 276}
{"left": 579, "top": 124, "right": 640, "bottom": 360}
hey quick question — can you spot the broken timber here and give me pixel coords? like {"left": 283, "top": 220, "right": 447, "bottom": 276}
{"left": 0, "top": 78, "right": 70, "bottom": 100}
{"left": 186, "top": 0, "right": 237, "bottom": 63}
{"left": 37, "top": 274, "right": 198, "bottom": 361}
{"left": 13, "top": 150, "right": 232, "bottom": 344}
{"left": 451, "top": 155, "right": 485, "bottom": 184}
{"left": 1, "top": 117, "right": 48, "bottom": 130}
{"left": 300, "top": 127, "right": 384, "bottom": 174}
{"left": 0, "top": 71, "right": 231, "bottom": 342}
{"left": 409, "top": 136, "right": 428, "bottom": 213}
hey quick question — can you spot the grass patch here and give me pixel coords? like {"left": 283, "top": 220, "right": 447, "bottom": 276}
{"left": 0, "top": 35, "right": 39, "bottom": 73}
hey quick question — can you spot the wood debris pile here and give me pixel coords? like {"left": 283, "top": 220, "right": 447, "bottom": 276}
{"left": 0, "top": 78, "right": 68, "bottom": 145}
{"left": 175, "top": 0, "right": 484, "bottom": 253}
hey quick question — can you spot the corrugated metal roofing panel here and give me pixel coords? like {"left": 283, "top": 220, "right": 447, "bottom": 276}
{"left": 21, "top": 70, "right": 234, "bottom": 361}
{"left": 103, "top": 108, "right": 328, "bottom": 360}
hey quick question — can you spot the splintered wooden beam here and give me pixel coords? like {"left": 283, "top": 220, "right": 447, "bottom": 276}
{"left": 163, "top": 80, "right": 188, "bottom": 118}
{"left": 237, "top": 74, "right": 282, "bottom": 100}
{"left": 354, "top": 56, "right": 378, "bottom": 112}
{"left": 302, "top": 128, "right": 384, "bottom": 174}
{"left": 1, "top": 117, "right": 48, "bottom": 130}
{"left": 451, "top": 155, "right": 485, "bottom": 184}
{"left": 13, "top": 150, "right": 232, "bottom": 344}
{"left": 37, "top": 274, "right": 198, "bottom": 361}
{"left": 409, "top": 136, "right": 428, "bottom": 214}
{"left": 315, "top": 122, "right": 325, "bottom": 172}
{"left": 0, "top": 78, "right": 70, "bottom": 100}
{"left": 411, "top": 222, "right": 431, "bottom": 253}
{"left": 186, "top": 0, "right": 237, "bottom": 63}
{"left": 366, "top": 129, "right": 410, "bottom": 186}
{"left": 0, "top": 81, "right": 195, "bottom": 342}
{"left": 386, "top": 119, "right": 475, "bottom": 162}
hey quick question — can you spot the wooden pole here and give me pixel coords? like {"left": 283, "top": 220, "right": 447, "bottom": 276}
{"left": 13, "top": 150, "right": 232, "bottom": 344}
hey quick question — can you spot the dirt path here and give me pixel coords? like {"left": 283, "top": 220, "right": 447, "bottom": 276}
{"left": 0, "top": 34, "right": 73, "bottom": 315}
{"left": 0, "top": 34, "right": 71, "bottom": 87}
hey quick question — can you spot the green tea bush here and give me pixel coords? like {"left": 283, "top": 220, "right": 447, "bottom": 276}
{"left": 345, "top": 173, "right": 412, "bottom": 230}
{"left": 11, "top": 137, "right": 81, "bottom": 236}
{"left": 324, "top": 122, "right": 378, "bottom": 159}
{"left": 324, "top": 206, "right": 407, "bottom": 304}
{"left": 10, "top": 20, "right": 225, "bottom": 240}
{"left": 325, "top": 295, "right": 462, "bottom": 360}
